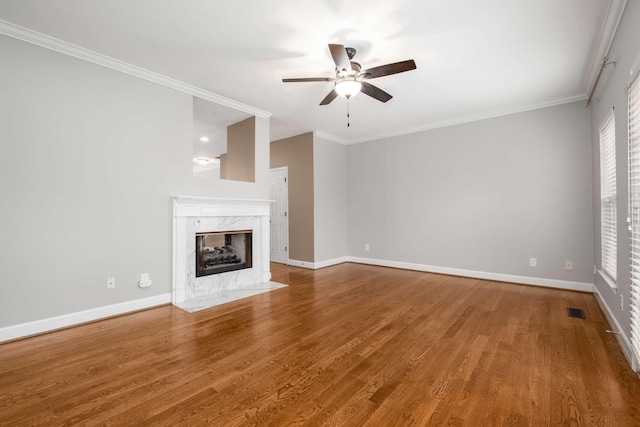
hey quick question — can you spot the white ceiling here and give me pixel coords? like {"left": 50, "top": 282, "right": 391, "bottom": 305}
{"left": 0, "top": 0, "right": 621, "bottom": 143}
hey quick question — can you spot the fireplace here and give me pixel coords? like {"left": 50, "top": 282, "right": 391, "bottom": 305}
{"left": 172, "top": 197, "right": 272, "bottom": 305}
{"left": 196, "top": 230, "right": 252, "bottom": 277}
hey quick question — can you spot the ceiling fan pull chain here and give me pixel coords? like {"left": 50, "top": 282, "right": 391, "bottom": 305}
{"left": 347, "top": 98, "right": 350, "bottom": 127}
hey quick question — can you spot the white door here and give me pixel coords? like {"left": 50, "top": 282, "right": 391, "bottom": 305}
{"left": 270, "top": 167, "right": 289, "bottom": 264}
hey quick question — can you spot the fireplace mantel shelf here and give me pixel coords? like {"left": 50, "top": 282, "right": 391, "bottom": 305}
{"left": 173, "top": 197, "right": 273, "bottom": 218}
{"left": 174, "top": 196, "right": 273, "bottom": 206}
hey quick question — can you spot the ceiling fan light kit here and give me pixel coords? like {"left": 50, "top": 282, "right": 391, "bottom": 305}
{"left": 334, "top": 77, "right": 362, "bottom": 98}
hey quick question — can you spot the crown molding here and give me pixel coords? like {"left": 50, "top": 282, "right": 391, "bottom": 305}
{"left": 313, "top": 131, "right": 349, "bottom": 145}
{"left": 0, "top": 17, "right": 604, "bottom": 144}
{"left": 583, "top": 0, "right": 628, "bottom": 94}
{"left": 327, "top": 93, "right": 587, "bottom": 145}
{"left": 0, "top": 20, "right": 272, "bottom": 119}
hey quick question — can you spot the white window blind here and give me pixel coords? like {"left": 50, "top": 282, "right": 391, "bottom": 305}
{"left": 600, "top": 110, "right": 617, "bottom": 282}
{"left": 629, "top": 72, "right": 640, "bottom": 364}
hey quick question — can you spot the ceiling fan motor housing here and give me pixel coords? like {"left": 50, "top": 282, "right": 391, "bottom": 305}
{"left": 345, "top": 47, "right": 357, "bottom": 59}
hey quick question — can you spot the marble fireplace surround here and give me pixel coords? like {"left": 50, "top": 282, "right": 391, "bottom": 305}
{"left": 172, "top": 197, "right": 272, "bottom": 305}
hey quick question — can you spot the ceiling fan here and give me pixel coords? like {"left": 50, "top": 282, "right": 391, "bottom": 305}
{"left": 282, "top": 44, "right": 417, "bottom": 105}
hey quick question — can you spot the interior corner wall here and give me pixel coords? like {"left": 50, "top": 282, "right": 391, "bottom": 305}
{"left": 347, "top": 101, "right": 594, "bottom": 285}
{"left": 270, "top": 132, "right": 314, "bottom": 263}
{"left": 0, "top": 34, "right": 270, "bottom": 328}
{"left": 590, "top": 1, "right": 640, "bottom": 341}
{"left": 226, "top": 116, "right": 256, "bottom": 182}
{"left": 313, "top": 135, "right": 348, "bottom": 263}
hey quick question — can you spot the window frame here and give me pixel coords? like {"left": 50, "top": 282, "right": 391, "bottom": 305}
{"left": 628, "top": 71, "right": 640, "bottom": 366}
{"left": 599, "top": 109, "right": 617, "bottom": 287}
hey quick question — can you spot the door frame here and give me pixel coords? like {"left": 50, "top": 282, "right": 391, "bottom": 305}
{"left": 269, "top": 166, "right": 289, "bottom": 265}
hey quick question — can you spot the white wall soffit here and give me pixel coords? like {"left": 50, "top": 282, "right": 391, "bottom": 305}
{"left": 0, "top": 20, "right": 272, "bottom": 119}
{"left": 583, "top": 0, "right": 629, "bottom": 94}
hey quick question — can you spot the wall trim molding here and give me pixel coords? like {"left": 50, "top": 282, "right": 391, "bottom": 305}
{"left": 287, "top": 257, "right": 350, "bottom": 270}
{"left": 314, "top": 257, "right": 350, "bottom": 269}
{"left": 0, "top": 20, "right": 272, "bottom": 119}
{"left": 0, "top": 18, "right": 602, "bottom": 146}
{"left": 287, "top": 256, "right": 594, "bottom": 292}
{"left": 287, "top": 259, "right": 316, "bottom": 269}
{"left": 347, "top": 256, "right": 594, "bottom": 292}
{"left": 315, "top": 94, "right": 587, "bottom": 146}
{"left": 314, "top": 131, "right": 349, "bottom": 145}
{"left": 0, "top": 293, "right": 171, "bottom": 343}
{"left": 593, "top": 286, "right": 637, "bottom": 370}
{"left": 345, "top": 94, "right": 588, "bottom": 145}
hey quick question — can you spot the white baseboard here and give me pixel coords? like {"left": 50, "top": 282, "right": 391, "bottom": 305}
{"left": 287, "top": 257, "right": 349, "bottom": 270}
{"left": 287, "top": 259, "right": 315, "bottom": 269}
{"left": 346, "top": 256, "right": 594, "bottom": 292}
{"left": 0, "top": 293, "right": 172, "bottom": 343}
{"left": 314, "top": 256, "right": 350, "bottom": 269}
{"left": 593, "top": 286, "right": 637, "bottom": 370}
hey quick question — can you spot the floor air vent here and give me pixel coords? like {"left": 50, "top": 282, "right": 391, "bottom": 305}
{"left": 567, "top": 308, "right": 586, "bottom": 319}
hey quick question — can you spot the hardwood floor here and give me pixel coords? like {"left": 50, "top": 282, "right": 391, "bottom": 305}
{"left": 1, "top": 263, "right": 640, "bottom": 426}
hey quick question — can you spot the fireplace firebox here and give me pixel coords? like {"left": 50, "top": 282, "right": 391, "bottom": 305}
{"left": 196, "top": 230, "right": 252, "bottom": 277}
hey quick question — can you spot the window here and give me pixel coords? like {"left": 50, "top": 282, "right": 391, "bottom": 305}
{"left": 600, "top": 110, "right": 616, "bottom": 283}
{"left": 629, "top": 72, "right": 640, "bottom": 364}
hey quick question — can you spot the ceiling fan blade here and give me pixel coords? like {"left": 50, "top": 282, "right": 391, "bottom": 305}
{"left": 361, "top": 60, "right": 416, "bottom": 79}
{"left": 328, "top": 44, "right": 352, "bottom": 72}
{"left": 361, "top": 82, "right": 393, "bottom": 103}
{"left": 320, "top": 89, "right": 338, "bottom": 105}
{"left": 282, "top": 77, "right": 335, "bottom": 82}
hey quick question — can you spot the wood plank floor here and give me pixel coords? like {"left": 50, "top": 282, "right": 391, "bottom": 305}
{"left": 1, "top": 262, "right": 640, "bottom": 426}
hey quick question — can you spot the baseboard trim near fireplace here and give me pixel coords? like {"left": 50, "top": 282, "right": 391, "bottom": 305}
{"left": 287, "top": 257, "right": 349, "bottom": 270}
{"left": 0, "top": 293, "right": 171, "bottom": 343}
{"left": 287, "top": 259, "right": 315, "bottom": 269}
{"left": 347, "top": 257, "right": 594, "bottom": 293}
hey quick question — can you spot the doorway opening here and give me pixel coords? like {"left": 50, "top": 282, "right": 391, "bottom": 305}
{"left": 270, "top": 167, "right": 289, "bottom": 264}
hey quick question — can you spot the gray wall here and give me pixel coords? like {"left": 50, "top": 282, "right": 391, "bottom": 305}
{"left": 590, "top": 0, "right": 640, "bottom": 339}
{"left": 313, "top": 135, "right": 348, "bottom": 262}
{"left": 0, "top": 35, "right": 270, "bottom": 327}
{"left": 347, "top": 101, "right": 593, "bottom": 283}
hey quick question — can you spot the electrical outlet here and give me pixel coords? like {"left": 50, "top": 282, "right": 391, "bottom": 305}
{"left": 365, "top": 244, "right": 370, "bottom": 251}
{"left": 107, "top": 277, "right": 116, "bottom": 289}
{"left": 139, "top": 273, "right": 152, "bottom": 288}
{"left": 529, "top": 258, "right": 537, "bottom": 267}
{"left": 565, "top": 260, "right": 573, "bottom": 271}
